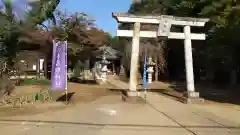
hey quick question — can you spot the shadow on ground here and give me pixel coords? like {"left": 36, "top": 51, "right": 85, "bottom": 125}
{"left": 108, "top": 88, "right": 186, "bottom": 103}
{"left": 56, "top": 92, "right": 75, "bottom": 104}
{"left": 69, "top": 77, "right": 97, "bottom": 85}
{"left": 169, "top": 82, "right": 240, "bottom": 105}
{"left": 109, "top": 81, "right": 240, "bottom": 105}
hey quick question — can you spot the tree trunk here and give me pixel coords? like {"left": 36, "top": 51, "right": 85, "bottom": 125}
{"left": 230, "top": 69, "right": 237, "bottom": 85}
{"left": 44, "top": 56, "right": 48, "bottom": 79}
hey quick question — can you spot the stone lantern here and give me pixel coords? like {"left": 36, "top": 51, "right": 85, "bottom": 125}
{"left": 147, "top": 57, "right": 156, "bottom": 83}
{"left": 100, "top": 53, "right": 110, "bottom": 82}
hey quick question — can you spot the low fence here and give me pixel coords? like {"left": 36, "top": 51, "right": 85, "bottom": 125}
{"left": 0, "top": 89, "right": 52, "bottom": 108}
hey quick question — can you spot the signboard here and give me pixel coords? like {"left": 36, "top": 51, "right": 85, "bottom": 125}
{"left": 158, "top": 18, "right": 172, "bottom": 37}
{"left": 32, "top": 64, "right": 36, "bottom": 70}
{"left": 50, "top": 41, "right": 67, "bottom": 91}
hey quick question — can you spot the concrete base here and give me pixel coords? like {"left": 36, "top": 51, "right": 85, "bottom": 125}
{"left": 184, "top": 91, "right": 200, "bottom": 98}
{"left": 127, "top": 91, "right": 139, "bottom": 97}
{"left": 121, "top": 90, "right": 145, "bottom": 104}
{"left": 183, "top": 91, "right": 204, "bottom": 104}
{"left": 184, "top": 98, "right": 205, "bottom": 104}
{"left": 96, "top": 79, "right": 105, "bottom": 84}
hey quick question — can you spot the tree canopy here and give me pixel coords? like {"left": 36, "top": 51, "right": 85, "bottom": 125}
{"left": 51, "top": 10, "right": 108, "bottom": 55}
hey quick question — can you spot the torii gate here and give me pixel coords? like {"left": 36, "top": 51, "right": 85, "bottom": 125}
{"left": 112, "top": 13, "right": 209, "bottom": 102}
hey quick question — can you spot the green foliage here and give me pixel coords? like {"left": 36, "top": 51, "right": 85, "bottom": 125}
{"left": 129, "top": 0, "right": 167, "bottom": 15}
{"left": 172, "top": 0, "right": 240, "bottom": 71}
{"left": 107, "top": 35, "right": 126, "bottom": 54}
{"left": 0, "top": 0, "right": 20, "bottom": 65}
{"left": 20, "top": 78, "right": 50, "bottom": 86}
{"left": 27, "top": 0, "right": 60, "bottom": 26}
{"left": 51, "top": 10, "right": 107, "bottom": 58}
{"left": 0, "top": 0, "right": 60, "bottom": 65}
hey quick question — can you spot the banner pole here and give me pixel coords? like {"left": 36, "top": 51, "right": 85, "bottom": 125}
{"left": 65, "top": 41, "right": 68, "bottom": 103}
{"left": 144, "top": 88, "right": 147, "bottom": 103}
{"left": 143, "top": 55, "right": 147, "bottom": 103}
{"left": 50, "top": 40, "right": 56, "bottom": 91}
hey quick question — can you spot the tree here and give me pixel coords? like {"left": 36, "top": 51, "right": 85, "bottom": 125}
{"left": 0, "top": 0, "right": 60, "bottom": 66}
{"left": 106, "top": 34, "right": 126, "bottom": 54}
{"left": 51, "top": 10, "right": 108, "bottom": 76}
{"left": 171, "top": 0, "right": 240, "bottom": 84}
{"left": 51, "top": 10, "right": 107, "bottom": 54}
{"left": 0, "top": 0, "right": 60, "bottom": 89}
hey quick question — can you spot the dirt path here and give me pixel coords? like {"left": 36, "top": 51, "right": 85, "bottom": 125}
{"left": 0, "top": 82, "right": 112, "bottom": 117}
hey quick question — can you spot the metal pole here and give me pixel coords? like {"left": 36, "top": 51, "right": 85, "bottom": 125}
{"left": 143, "top": 56, "right": 147, "bottom": 103}
{"left": 65, "top": 41, "right": 68, "bottom": 103}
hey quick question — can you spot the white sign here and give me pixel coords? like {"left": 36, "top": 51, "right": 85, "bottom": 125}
{"left": 39, "top": 59, "right": 44, "bottom": 71}
{"left": 158, "top": 18, "right": 172, "bottom": 37}
{"left": 32, "top": 64, "right": 36, "bottom": 70}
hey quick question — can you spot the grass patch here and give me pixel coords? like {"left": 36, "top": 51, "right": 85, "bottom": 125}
{"left": 20, "top": 78, "right": 50, "bottom": 86}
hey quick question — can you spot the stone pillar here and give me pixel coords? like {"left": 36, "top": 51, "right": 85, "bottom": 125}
{"left": 184, "top": 26, "right": 199, "bottom": 98}
{"left": 100, "top": 55, "right": 110, "bottom": 83}
{"left": 148, "top": 71, "right": 153, "bottom": 83}
{"left": 101, "top": 65, "right": 107, "bottom": 82}
{"left": 129, "top": 22, "right": 140, "bottom": 96}
{"left": 39, "top": 59, "right": 45, "bottom": 79}
{"left": 84, "top": 59, "right": 90, "bottom": 80}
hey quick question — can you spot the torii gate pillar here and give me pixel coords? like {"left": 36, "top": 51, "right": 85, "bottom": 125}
{"left": 129, "top": 22, "right": 141, "bottom": 96}
{"left": 112, "top": 13, "right": 209, "bottom": 102}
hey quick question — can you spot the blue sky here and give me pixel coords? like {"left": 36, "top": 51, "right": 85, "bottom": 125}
{"left": 58, "top": 0, "right": 132, "bottom": 35}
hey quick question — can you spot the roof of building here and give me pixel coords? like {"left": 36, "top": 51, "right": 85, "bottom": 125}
{"left": 94, "top": 45, "right": 121, "bottom": 60}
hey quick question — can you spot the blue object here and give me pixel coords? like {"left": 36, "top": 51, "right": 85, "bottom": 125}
{"left": 143, "top": 56, "right": 147, "bottom": 89}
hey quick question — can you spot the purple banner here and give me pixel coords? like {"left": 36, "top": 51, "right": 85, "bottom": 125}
{"left": 50, "top": 41, "right": 67, "bottom": 91}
